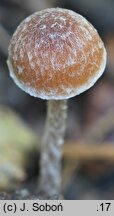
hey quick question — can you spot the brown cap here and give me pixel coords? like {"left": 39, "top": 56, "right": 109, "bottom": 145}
{"left": 7, "top": 8, "right": 106, "bottom": 100}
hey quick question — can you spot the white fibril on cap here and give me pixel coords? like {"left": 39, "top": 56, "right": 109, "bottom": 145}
{"left": 7, "top": 8, "right": 107, "bottom": 100}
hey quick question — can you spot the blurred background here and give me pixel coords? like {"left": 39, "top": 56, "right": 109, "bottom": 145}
{"left": 0, "top": 0, "right": 114, "bottom": 199}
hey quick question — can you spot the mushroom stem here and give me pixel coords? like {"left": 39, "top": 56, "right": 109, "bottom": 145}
{"left": 39, "top": 99, "right": 68, "bottom": 197}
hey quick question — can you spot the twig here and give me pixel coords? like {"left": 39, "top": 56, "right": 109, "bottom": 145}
{"left": 63, "top": 142, "right": 114, "bottom": 161}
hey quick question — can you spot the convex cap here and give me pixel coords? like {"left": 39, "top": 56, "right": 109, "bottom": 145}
{"left": 7, "top": 8, "right": 107, "bottom": 100}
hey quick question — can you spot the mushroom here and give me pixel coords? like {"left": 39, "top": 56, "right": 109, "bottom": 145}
{"left": 7, "top": 8, "right": 106, "bottom": 197}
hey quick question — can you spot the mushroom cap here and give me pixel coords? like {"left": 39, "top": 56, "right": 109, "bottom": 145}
{"left": 7, "top": 8, "right": 106, "bottom": 100}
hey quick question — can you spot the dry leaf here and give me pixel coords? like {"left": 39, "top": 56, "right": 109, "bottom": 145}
{"left": 0, "top": 106, "right": 38, "bottom": 190}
